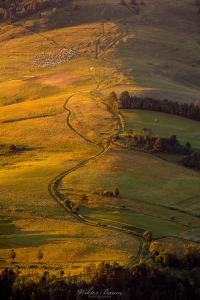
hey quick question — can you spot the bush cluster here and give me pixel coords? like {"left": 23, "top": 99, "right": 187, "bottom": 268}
{"left": 150, "top": 242, "right": 200, "bottom": 270}
{"left": 180, "top": 152, "right": 200, "bottom": 170}
{"left": 63, "top": 198, "right": 78, "bottom": 213}
{"left": 0, "top": 0, "right": 66, "bottom": 23}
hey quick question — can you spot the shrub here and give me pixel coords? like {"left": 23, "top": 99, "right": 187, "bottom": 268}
{"left": 170, "top": 215, "right": 175, "bottom": 222}
{"left": 80, "top": 194, "right": 88, "bottom": 204}
{"left": 72, "top": 205, "right": 79, "bottom": 214}
{"left": 127, "top": 129, "right": 133, "bottom": 135}
{"left": 143, "top": 230, "right": 152, "bottom": 241}
{"left": 9, "top": 144, "right": 17, "bottom": 152}
{"left": 103, "top": 191, "right": 113, "bottom": 197}
{"left": 113, "top": 134, "right": 119, "bottom": 142}
{"left": 63, "top": 198, "right": 70, "bottom": 207}
{"left": 29, "top": 265, "right": 38, "bottom": 269}
{"left": 113, "top": 188, "right": 119, "bottom": 197}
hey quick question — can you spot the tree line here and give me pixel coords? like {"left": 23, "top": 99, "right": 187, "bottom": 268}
{"left": 119, "top": 129, "right": 192, "bottom": 155}
{"left": 1, "top": 256, "right": 200, "bottom": 300}
{"left": 0, "top": 0, "right": 67, "bottom": 23}
{"left": 115, "top": 128, "right": 200, "bottom": 171}
{"left": 116, "top": 91, "right": 200, "bottom": 122}
{"left": 150, "top": 242, "right": 200, "bottom": 270}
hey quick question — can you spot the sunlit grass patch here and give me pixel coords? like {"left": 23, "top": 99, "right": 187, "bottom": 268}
{"left": 61, "top": 146, "right": 200, "bottom": 208}
{"left": 0, "top": 213, "right": 140, "bottom": 274}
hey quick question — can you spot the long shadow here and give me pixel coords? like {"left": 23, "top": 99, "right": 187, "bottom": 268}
{"left": 2, "top": 114, "right": 57, "bottom": 124}
{"left": 0, "top": 233, "right": 82, "bottom": 250}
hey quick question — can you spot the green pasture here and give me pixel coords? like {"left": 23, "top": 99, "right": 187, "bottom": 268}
{"left": 80, "top": 207, "right": 187, "bottom": 238}
{"left": 61, "top": 146, "right": 200, "bottom": 209}
{"left": 121, "top": 109, "right": 200, "bottom": 149}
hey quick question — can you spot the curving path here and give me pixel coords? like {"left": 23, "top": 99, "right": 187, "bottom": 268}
{"left": 14, "top": 2, "right": 146, "bottom": 264}
{"left": 47, "top": 79, "right": 144, "bottom": 264}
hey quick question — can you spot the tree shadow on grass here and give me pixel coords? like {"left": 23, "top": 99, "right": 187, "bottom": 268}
{"left": 2, "top": 114, "right": 56, "bottom": 124}
{"left": 0, "top": 232, "right": 85, "bottom": 250}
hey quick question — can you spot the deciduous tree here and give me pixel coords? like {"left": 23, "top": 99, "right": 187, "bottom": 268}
{"left": 149, "top": 242, "right": 161, "bottom": 257}
{"left": 143, "top": 230, "right": 152, "bottom": 241}
{"left": 37, "top": 250, "right": 43, "bottom": 263}
{"left": 170, "top": 215, "right": 175, "bottom": 222}
{"left": 10, "top": 250, "right": 16, "bottom": 263}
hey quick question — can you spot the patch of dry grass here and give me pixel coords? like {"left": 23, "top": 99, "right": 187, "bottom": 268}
{"left": 0, "top": 211, "right": 140, "bottom": 275}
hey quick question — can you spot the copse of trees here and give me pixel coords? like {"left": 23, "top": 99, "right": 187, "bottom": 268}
{"left": 125, "top": 130, "right": 194, "bottom": 156}
{"left": 0, "top": 0, "right": 66, "bottom": 23}
{"left": 122, "top": 129, "right": 200, "bottom": 171}
{"left": 2, "top": 259, "right": 200, "bottom": 300}
{"left": 103, "top": 188, "right": 120, "bottom": 197}
{"left": 126, "top": 131, "right": 184, "bottom": 153}
{"left": 150, "top": 242, "right": 200, "bottom": 271}
{"left": 118, "top": 91, "right": 200, "bottom": 122}
{"left": 180, "top": 151, "right": 200, "bottom": 170}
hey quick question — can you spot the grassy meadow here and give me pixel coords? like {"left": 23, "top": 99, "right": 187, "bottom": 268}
{"left": 0, "top": 0, "right": 200, "bottom": 274}
{"left": 121, "top": 109, "right": 200, "bottom": 148}
{"left": 0, "top": 211, "right": 140, "bottom": 276}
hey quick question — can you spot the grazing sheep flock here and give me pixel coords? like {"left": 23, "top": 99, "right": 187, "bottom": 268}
{"left": 32, "top": 48, "right": 78, "bottom": 67}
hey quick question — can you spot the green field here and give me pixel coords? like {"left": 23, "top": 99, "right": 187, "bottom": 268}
{"left": 80, "top": 207, "right": 188, "bottom": 238}
{"left": 121, "top": 109, "right": 200, "bottom": 149}
{"left": 0, "top": 0, "right": 200, "bottom": 273}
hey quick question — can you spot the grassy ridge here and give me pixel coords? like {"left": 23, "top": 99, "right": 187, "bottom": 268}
{"left": 1, "top": 0, "right": 200, "bottom": 273}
